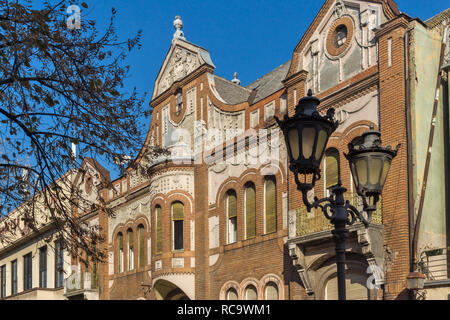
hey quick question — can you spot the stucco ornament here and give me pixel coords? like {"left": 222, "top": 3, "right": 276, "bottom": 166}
{"left": 173, "top": 15, "right": 186, "bottom": 41}
{"left": 333, "top": 0, "right": 347, "bottom": 19}
{"left": 159, "top": 46, "right": 199, "bottom": 95}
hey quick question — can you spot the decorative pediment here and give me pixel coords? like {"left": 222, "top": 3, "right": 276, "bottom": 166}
{"left": 152, "top": 39, "right": 215, "bottom": 99}
{"left": 286, "top": 0, "right": 399, "bottom": 81}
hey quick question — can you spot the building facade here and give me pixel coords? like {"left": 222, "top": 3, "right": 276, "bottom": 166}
{"left": 1, "top": 0, "right": 449, "bottom": 300}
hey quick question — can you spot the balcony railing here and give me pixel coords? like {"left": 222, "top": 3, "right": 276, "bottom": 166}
{"left": 296, "top": 192, "right": 382, "bottom": 237}
{"left": 64, "top": 271, "right": 98, "bottom": 295}
{"left": 418, "top": 247, "right": 450, "bottom": 281}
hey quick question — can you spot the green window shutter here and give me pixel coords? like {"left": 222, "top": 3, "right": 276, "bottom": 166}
{"left": 156, "top": 206, "right": 162, "bottom": 254}
{"left": 138, "top": 226, "right": 145, "bottom": 268}
{"left": 172, "top": 202, "right": 184, "bottom": 221}
{"left": 228, "top": 191, "right": 237, "bottom": 218}
{"left": 245, "top": 185, "right": 256, "bottom": 239}
{"left": 325, "top": 149, "right": 340, "bottom": 189}
{"left": 265, "top": 178, "right": 277, "bottom": 234}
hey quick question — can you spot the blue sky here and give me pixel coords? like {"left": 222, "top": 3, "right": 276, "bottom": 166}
{"left": 75, "top": 0, "right": 449, "bottom": 178}
{"left": 84, "top": 0, "right": 449, "bottom": 90}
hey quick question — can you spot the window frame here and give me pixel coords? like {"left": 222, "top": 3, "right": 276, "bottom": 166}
{"left": 245, "top": 284, "right": 258, "bottom": 300}
{"left": 39, "top": 246, "right": 47, "bottom": 288}
{"left": 226, "top": 190, "right": 238, "bottom": 244}
{"left": 172, "top": 202, "right": 184, "bottom": 251}
{"left": 11, "top": 260, "right": 17, "bottom": 295}
{"left": 264, "top": 176, "right": 277, "bottom": 234}
{"left": 244, "top": 183, "right": 256, "bottom": 239}
{"left": 138, "top": 225, "right": 146, "bottom": 269}
{"left": 155, "top": 206, "right": 163, "bottom": 254}
{"left": 23, "top": 252, "right": 33, "bottom": 291}
{"left": 127, "top": 228, "right": 134, "bottom": 271}
{"left": 54, "top": 241, "right": 64, "bottom": 288}
{"left": 0, "top": 264, "right": 6, "bottom": 298}
{"left": 117, "top": 232, "right": 124, "bottom": 273}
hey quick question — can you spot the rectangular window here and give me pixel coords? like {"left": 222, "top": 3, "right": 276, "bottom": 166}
{"left": 173, "top": 220, "right": 184, "bottom": 250}
{"left": 156, "top": 206, "right": 162, "bottom": 254}
{"left": 245, "top": 184, "right": 256, "bottom": 239}
{"left": 227, "top": 190, "right": 237, "bottom": 244}
{"left": 39, "top": 246, "right": 47, "bottom": 288}
{"left": 118, "top": 234, "right": 124, "bottom": 273}
{"left": 54, "top": 241, "right": 64, "bottom": 288}
{"left": 11, "top": 260, "right": 17, "bottom": 295}
{"left": 280, "top": 94, "right": 287, "bottom": 116}
{"left": 128, "top": 230, "right": 134, "bottom": 270}
{"left": 138, "top": 226, "right": 145, "bottom": 269}
{"left": 251, "top": 109, "right": 260, "bottom": 128}
{"left": 265, "top": 177, "right": 277, "bottom": 234}
{"left": 172, "top": 202, "right": 184, "bottom": 251}
{"left": 23, "top": 253, "right": 32, "bottom": 291}
{"left": 264, "top": 101, "right": 275, "bottom": 121}
{"left": 0, "top": 265, "right": 6, "bottom": 298}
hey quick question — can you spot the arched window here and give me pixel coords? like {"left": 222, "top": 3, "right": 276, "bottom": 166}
{"left": 264, "top": 177, "right": 277, "bottom": 234}
{"left": 325, "top": 148, "right": 340, "bottom": 195}
{"left": 227, "top": 190, "right": 237, "bottom": 244}
{"left": 245, "top": 285, "right": 258, "bottom": 300}
{"left": 245, "top": 183, "right": 256, "bottom": 239}
{"left": 172, "top": 202, "right": 184, "bottom": 251}
{"left": 265, "top": 282, "right": 279, "bottom": 300}
{"left": 226, "top": 288, "right": 238, "bottom": 300}
{"left": 138, "top": 225, "right": 146, "bottom": 269}
{"left": 155, "top": 206, "right": 162, "bottom": 254}
{"left": 117, "top": 232, "right": 124, "bottom": 273}
{"left": 127, "top": 228, "right": 134, "bottom": 270}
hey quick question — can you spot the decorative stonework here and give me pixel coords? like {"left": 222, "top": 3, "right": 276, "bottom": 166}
{"left": 158, "top": 47, "right": 200, "bottom": 95}
{"left": 207, "top": 97, "right": 244, "bottom": 131}
{"left": 172, "top": 258, "right": 184, "bottom": 268}
{"left": 289, "top": 243, "right": 315, "bottom": 296}
{"left": 108, "top": 196, "right": 151, "bottom": 238}
{"left": 326, "top": 16, "right": 354, "bottom": 57}
{"left": 149, "top": 170, "right": 194, "bottom": 200}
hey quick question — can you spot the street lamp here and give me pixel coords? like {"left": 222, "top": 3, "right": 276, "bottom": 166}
{"left": 276, "top": 90, "right": 399, "bottom": 300}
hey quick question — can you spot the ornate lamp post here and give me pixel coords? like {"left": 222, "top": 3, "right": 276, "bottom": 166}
{"left": 276, "top": 90, "right": 399, "bottom": 300}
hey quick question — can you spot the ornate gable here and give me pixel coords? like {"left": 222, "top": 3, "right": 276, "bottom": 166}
{"left": 156, "top": 45, "right": 200, "bottom": 96}
{"left": 152, "top": 17, "right": 215, "bottom": 99}
{"left": 286, "top": 0, "right": 400, "bottom": 90}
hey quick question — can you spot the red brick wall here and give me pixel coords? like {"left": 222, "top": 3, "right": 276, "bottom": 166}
{"left": 376, "top": 15, "right": 411, "bottom": 300}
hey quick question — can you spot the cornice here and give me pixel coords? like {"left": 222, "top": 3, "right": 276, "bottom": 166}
{"left": 282, "top": 70, "right": 308, "bottom": 88}
{"left": 317, "top": 67, "right": 379, "bottom": 110}
{"left": 374, "top": 13, "right": 411, "bottom": 38}
{"left": 150, "top": 64, "right": 213, "bottom": 107}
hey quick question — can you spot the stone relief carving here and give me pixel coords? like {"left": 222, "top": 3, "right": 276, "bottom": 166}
{"left": 149, "top": 171, "right": 194, "bottom": 200}
{"left": 159, "top": 47, "right": 199, "bottom": 95}
{"left": 207, "top": 98, "right": 244, "bottom": 133}
{"left": 335, "top": 92, "right": 378, "bottom": 125}
{"left": 108, "top": 196, "right": 151, "bottom": 239}
{"left": 333, "top": 0, "right": 347, "bottom": 19}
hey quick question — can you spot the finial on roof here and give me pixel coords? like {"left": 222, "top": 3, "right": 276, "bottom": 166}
{"left": 231, "top": 72, "right": 241, "bottom": 85}
{"left": 173, "top": 15, "right": 186, "bottom": 41}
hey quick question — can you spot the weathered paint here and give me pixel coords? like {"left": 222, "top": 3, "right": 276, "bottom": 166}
{"left": 409, "top": 21, "right": 447, "bottom": 255}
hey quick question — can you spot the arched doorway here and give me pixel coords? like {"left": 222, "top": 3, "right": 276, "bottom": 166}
{"left": 153, "top": 279, "right": 190, "bottom": 300}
